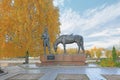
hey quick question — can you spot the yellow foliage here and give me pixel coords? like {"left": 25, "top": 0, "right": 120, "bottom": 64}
{"left": 0, "top": 0, "right": 60, "bottom": 59}
{"left": 89, "top": 46, "right": 104, "bottom": 58}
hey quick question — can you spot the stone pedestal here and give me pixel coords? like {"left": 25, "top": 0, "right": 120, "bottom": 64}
{"left": 40, "top": 54, "right": 86, "bottom": 66}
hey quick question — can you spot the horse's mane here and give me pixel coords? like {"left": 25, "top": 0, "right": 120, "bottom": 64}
{"left": 58, "top": 34, "right": 73, "bottom": 38}
{"left": 57, "top": 35, "right": 63, "bottom": 40}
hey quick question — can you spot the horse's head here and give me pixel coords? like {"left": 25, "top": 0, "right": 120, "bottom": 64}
{"left": 53, "top": 43, "right": 57, "bottom": 52}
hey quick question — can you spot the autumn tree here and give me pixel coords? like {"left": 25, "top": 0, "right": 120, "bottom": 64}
{"left": 67, "top": 48, "right": 77, "bottom": 54}
{"left": 96, "top": 48, "right": 102, "bottom": 59}
{"left": 117, "top": 50, "right": 120, "bottom": 58}
{"left": 89, "top": 47, "right": 103, "bottom": 59}
{"left": 105, "top": 49, "right": 112, "bottom": 58}
{"left": 85, "top": 50, "right": 91, "bottom": 58}
{"left": 89, "top": 49, "right": 95, "bottom": 58}
{"left": 0, "top": 0, "right": 60, "bottom": 58}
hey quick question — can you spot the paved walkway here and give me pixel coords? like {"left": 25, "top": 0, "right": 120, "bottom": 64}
{"left": 0, "top": 64, "right": 120, "bottom": 80}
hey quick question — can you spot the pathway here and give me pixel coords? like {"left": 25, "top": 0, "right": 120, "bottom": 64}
{"left": 0, "top": 64, "right": 120, "bottom": 80}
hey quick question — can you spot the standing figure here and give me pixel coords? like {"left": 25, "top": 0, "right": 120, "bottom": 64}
{"left": 41, "top": 28, "right": 51, "bottom": 55}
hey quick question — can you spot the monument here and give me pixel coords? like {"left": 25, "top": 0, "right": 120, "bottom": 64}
{"left": 40, "top": 30, "right": 86, "bottom": 66}
{"left": 23, "top": 50, "right": 29, "bottom": 64}
{"left": 0, "top": 68, "right": 4, "bottom": 74}
{"left": 53, "top": 34, "right": 84, "bottom": 54}
{"left": 41, "top": 27, "right": 51, "bottom": 55}
{"left": 0, "top": 67, "right": 7, "bottom": 76}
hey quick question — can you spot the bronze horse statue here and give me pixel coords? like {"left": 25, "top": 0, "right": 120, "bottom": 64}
{"left": 53, "top": 34, "right": 84, "bottom": 54}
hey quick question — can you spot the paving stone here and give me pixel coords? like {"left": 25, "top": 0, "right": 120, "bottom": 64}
{"left": 56, "top": 74, "right": 89, "bottom": 80}
{"left": 102, "top": 75, "right": 120, "bottom": 80}
{"left": 6, "top": 73, "right": 44, "bottom": 80}
{"left": 1, "top": 64, "right": 120, "bottom": 80}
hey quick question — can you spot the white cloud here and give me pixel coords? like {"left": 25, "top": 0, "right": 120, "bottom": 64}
{"left": 84, "top": 2, "right": 120, "bottom": 31}
{"left": 88, "top": 27, "right": 120, "bottom": 38}
{"left": 88, "top": 30, "right": 109, "bottom": 38}
{"left": 60, "top": 2, "right": 120, "bottom": 33}
{"left": 85, "top": 38, "right": 120, "bottom": 49}
{"left": 84, "top": 4, "right": 106, "bottom": 17}
{"left": 53, "top": 0, "right": 65, "bottom": 7}
{"left": 60, "top": 9, "right": 84, "bottom": 34}
{"left": 59, "top": 1, "right": 120, "bottom": 49}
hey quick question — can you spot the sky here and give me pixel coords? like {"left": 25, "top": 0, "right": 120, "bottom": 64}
{"left": 53, "top": 0, "right": 120, "bottom": 50}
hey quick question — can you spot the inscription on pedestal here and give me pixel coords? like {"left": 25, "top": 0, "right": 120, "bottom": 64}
{"left": 47, "top": 54, "right": 55, "bottom": 60}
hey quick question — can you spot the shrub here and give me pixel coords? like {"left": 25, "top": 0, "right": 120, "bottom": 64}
{"left": 115, "top": 62, "right": 120, "bottom": 67}
{"left": 100, "top": 58, "right": 115, "bottom": 67}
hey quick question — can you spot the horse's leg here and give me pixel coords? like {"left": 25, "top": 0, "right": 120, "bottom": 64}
{"left": 63, "top": 44, "right": 66, "bottom": 54}
{"left": 77, "top": 43, "right": 80, "bottom": 54}
{"left": 80, "top": 42, "right": 85, "bottom": 53}
{"left": 81, "top": 45, "right": 85, "bottom": 53}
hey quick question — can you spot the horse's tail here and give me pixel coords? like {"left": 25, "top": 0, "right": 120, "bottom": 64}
{"left": 80, "top": 36, "right": 85, "bottom": 52}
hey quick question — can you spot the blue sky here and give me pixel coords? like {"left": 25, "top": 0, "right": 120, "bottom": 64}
{"left": 53, "top": 0, "right": 120, "bottom": 50}
{"left": 62, "top": 0, "right": 119, "bottom": 12}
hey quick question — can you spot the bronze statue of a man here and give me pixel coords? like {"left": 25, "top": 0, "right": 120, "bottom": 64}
{"left": 41, "top": 28, "right": 51, "bottom": 55}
